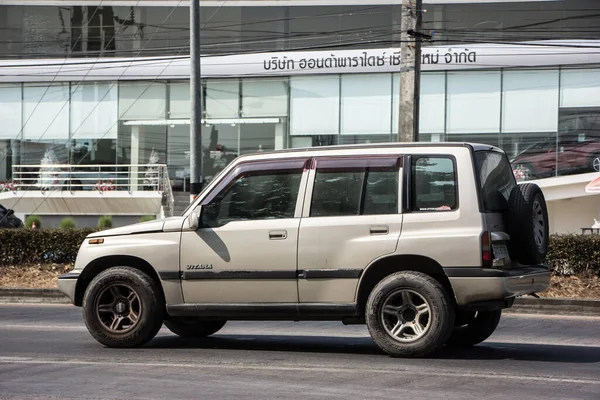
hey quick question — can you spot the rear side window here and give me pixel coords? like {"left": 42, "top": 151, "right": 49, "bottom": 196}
{"left": 411, "top": 157, "right": 457, "bottom": 212}
{"left": 475, "top": 151, "right": 517, "bottom": 212}
{"left": 310, "top": 158, "right": 399, "bottom": 217}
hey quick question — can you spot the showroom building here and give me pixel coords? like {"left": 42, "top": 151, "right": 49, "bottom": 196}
{"left": 1, "top": 0, "right": 600, "bottom": 231}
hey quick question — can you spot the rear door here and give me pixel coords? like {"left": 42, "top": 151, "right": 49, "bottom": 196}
{"left": 474, "top": 150, "right": 518, "bottom": 267}
{"left": 297, "top": 156, "right": 403, "bottom": 304}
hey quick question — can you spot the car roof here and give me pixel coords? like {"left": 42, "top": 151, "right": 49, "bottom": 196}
{"left": 239, "top": 142, "right": 502, "bottom": 160}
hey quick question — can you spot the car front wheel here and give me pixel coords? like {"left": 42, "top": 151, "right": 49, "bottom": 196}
{"left": 82, "top": 267, "right": 165, "bottom": 348}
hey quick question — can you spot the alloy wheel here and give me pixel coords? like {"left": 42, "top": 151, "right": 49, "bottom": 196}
{"left": 95, "top": 284, "right": 142, "bottom": 334}
{"left": 380, "top": 289, "right": 431, "bottom": 343}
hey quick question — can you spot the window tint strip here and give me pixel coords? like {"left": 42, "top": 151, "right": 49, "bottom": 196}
{"left": 314, "top": 156, "right": 401, "bottom": 170}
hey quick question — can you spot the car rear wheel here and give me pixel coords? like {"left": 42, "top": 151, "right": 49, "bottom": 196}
{"left": 446, "top": 310, "right": 502, "bottom": 348}
{"left": 164, "top": 318, "right": 226, "bottom": 338}
{"left": 365, "top": 271, "right": 455, "bottom": 358}
{"left": 82, "top": 267, "right": 165, "bottom": 348}
{"left": 506, "top": 183, "right": 549, "bottom": 265}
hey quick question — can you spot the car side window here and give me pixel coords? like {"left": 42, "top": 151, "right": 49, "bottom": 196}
{"left": 202, "top": 171, "right": 302, "bottom": 227}
{"left": 411, "top": 157, "right": 457, "bottom": 212}
{"left": 310, "top": 162, "right": 399, "bottom": 217}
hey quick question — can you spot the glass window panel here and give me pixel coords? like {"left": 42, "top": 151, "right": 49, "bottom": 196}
{"left": 206, "top": 80, "right": 240, "bottom": 119}
{"left": 118, "top": 82, "right": 166, "bottom": 120}
{"left": 290, "top": 135, "right": 338, "bottom": 149}
{"left": 290, "top": 76, "right": 339, "bottom": 136}
{"left": 242, "top": 78, "right": 288, "bottom": 117}
{"left": 0, "top": 84, "right": 22, "bottom": 140}
{"left": 502, "top": 70, "right": 559, "bottom": 133}
{"left": 341, "top": 74, "right": 392, "bottom": 135}
{"left": 240, "top": 124, "right": 277, "bottom": 155}
{"left": 169, "top": 82, "right": 190, "bottom": 119}
{"left": 202, "top": 124, "right": 239, "bottom": 182}
{"left": 560, "top": 69, "right": 600, "bottom": 108}
{"left": 411, "top": 157, "right": 457, "bottom": 212}
{"left": 447, "top": 71, "right": 501, "bottom": 134}
{"left": 311, "top": 170, "right": 364, "bottom": 217}
{"left": 394, "top": 73, "right": 446, "bottom": 135}
{"left": 71, "top": 83, "right": 118, "bottom": 139}
{"left": 167, "top": 125, "right": 190, "bottom": 191}
{"left": 23, "top": 83, "right": 70, "bottom": 141}
{"left": 203, "top": 171, "right": 302, "bottom": 227}
{"left": 363, "top": 168, "right": 399, "bottom": 215}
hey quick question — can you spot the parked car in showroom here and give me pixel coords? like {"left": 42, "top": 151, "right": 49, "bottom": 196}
{"left": 0, "top": 204, "right": 24, "bottom": 228}
{"left": 511, "top": 136, "right": 600, "bottom": 181}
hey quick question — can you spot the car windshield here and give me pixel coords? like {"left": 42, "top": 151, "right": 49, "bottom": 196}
{"left": 475, "top": 150, "right": 517, "bottom": 212}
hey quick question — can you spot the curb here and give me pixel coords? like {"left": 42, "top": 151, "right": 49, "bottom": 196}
{"left": 0, "top": 288, "right": 70, "bottom": 304}
{"left": 1, "top": 289, "right": 599, "bottom": 316}
{"left": 508, "top": 297, "right": 600, "bottom": 317}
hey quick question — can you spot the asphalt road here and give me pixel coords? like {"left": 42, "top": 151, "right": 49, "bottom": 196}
{"left": 0, "top": 304, "right": 598, "bottom": 400}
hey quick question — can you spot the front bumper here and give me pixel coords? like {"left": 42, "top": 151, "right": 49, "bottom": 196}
{"left": 445, "top": 266, "right": 551, "bottom": 306}
{"left": 57, "top": 272, "right": 80, "bottom": 304}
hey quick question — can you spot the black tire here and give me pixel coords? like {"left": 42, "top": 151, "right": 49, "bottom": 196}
{"left": 447, "top": 310, "right": 502, "bottom": 348}
{"left": 365, "top": 271, "right": 455, "bottom": 358}
{"left": 506, "top": 183, "right": 549, "bottom": 265}
{"left": 164, "top": 318, "right": 226, "bottom": 338}
{"left": 82, "top": 267, "right": 165, "bottom": 348}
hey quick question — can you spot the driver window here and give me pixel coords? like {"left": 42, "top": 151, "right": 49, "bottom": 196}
{"left": 202, "top": 170, "right": 302, "bottom": 228}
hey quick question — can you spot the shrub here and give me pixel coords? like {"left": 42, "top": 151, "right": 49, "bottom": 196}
{"left": 0, "top": 228, "right": 96, "bottom": 265}
{"left": 97, "top": 215, "right": 112, "bottom": 230}
{"left": 546, "top": 234, "right": 600, "bottom": 277}
{"left": 25, "top": 215, "right": 41, "bottom": 229}
{"left": 59, "top": 217, "right": 76, "bottom": 229}
{"left": 140, "top": 215, "right": 156, "bottom": 223}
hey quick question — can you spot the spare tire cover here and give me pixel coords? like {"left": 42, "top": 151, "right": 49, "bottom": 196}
{"left": 505, "top": 183, "right": 550, "bottom": 265}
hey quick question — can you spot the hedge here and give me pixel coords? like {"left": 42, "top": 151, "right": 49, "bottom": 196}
{"left": 0, "top": 228, "right": 95, "bottom": 265}
{"left": 547, "top": 234, "right": 600, "bottom": 277}
{"left": 0, "top": 230, "right": 599, "bottom": 277}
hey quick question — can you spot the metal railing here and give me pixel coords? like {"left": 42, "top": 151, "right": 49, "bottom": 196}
{"left": 11, "top": 164, "right": 172, "bottom": 194}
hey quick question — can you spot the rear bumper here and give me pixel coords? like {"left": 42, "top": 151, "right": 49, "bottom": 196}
{"left": 57, "top": 272, "right": 80, "bottom": 304}
{"left": 445, "top": 266, "right": 551, "bottom": 306}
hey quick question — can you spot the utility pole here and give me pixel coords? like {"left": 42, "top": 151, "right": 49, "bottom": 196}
{"left": 190, "top": 0, "right": 203, "bottom": 202}
{"left": 398, "top": 0, "right": 423, "bottom": 142}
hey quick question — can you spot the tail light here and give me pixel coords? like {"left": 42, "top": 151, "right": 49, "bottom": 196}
{"left": 481, "top": 231, "right": 492, "bottom": 268}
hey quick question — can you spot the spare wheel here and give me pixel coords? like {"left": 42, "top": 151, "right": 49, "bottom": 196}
{"left": 505, "top": 183, "right": 549, "bottom": 265}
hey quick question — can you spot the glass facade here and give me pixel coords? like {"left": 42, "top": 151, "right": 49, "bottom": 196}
{"left": 3, "top": 66, "right": 600, "bottom": 188}
{"left": 3, "top": 2, "right": 600, "bottom": 59}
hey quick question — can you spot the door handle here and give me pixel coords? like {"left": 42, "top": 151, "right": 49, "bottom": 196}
{"left": 269, "top": 230, "right": 288, "bottom": 240}
{"left": 370, "top": 225, "right": 389, "bottom": 235}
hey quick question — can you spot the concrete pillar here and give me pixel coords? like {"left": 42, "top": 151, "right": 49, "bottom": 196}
{"left": 274, "top": 123, "right": 285, "bottom": 150}
{"left": 130, "top": 126, "right": 140, "bottom": 191}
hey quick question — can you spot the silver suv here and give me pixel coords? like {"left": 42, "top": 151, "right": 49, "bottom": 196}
{"left": 58, "top": 143, "right": 550, "bottom": 357}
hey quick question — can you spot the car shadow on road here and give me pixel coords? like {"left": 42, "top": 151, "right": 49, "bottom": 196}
{"left": 145, "top": 335, "right": 600, "bottom": 363}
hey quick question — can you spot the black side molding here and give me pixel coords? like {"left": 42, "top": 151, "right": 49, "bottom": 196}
{"left": 444, "top": 265, "right": 549, "bottom": 278}
{"left": 158, "top": 271, "right": 181, "bottom": 281}
{"left": 57, "top": 273, "right": 80, "bottom": 280}
{"left": 166, "top": 269, "right": 365, "bottom": 281}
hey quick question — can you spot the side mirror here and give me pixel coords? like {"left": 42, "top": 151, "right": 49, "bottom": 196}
{"left": 188, "top": 207, "right": 201, "bottom": 230}
{"left": 7, "top": 209, "right": 14, "bottom": 216}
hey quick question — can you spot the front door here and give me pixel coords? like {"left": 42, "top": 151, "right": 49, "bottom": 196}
{"left": 180, "top": 159, "right": 308, "bottom": 304}
{"left": 297, "top": 156, "right": 404, "bottom": 304}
